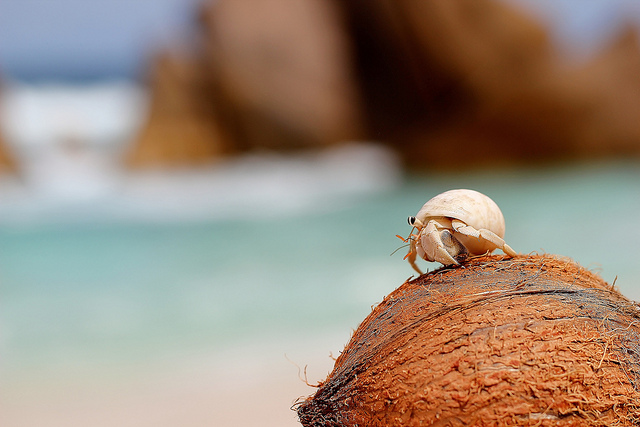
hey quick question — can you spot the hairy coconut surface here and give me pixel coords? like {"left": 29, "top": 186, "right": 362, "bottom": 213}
{"left": 296, "top": 255, "right": 640, "bottom": 426}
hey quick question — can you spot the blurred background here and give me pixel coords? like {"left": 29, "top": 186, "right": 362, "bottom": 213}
{"left": 3, "top": 0, "right": 640, "bottom": 426}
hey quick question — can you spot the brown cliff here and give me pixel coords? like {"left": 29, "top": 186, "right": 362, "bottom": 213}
{"left": 129, "top": 0, "right": 640, "bottom": 169}
{"left": 125, "top": 52, "right": 226, "bottom": 168}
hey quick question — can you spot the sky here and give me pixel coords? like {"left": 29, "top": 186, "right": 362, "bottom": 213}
{"left": 0, "top": 0, "right": 204, "bottom": 82}
{"left": 0, "top": 0, "right": 639, "bottom": 82}
{"left": 508, "top": 0, "right": 640, "bottom": 59}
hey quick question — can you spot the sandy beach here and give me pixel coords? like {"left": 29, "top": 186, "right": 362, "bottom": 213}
{"left": 3, "top": 333, "right": 347, "bottom": 427}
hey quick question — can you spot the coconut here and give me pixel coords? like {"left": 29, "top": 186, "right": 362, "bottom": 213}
{"left": 296, "top": 255, "right": 640, "bottom": 426}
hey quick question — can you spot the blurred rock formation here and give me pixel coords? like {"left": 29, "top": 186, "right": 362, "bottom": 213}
{"left": 339, "top": 0, "right": 640, "bottom": 168}
{"left": 129, "top": 0, "right": 640, "bottom": 169}
{"left": 126, "top": 52, "right": 226, "bottom": 168}
{"left": 127, "top": 0, "right": 363, "bottom": 168}
{"left": 0, "top": 83, "right": 17, "bottom": 172}
{"left": 199, "top": 0, "right": 364, "bottom": 152}
{"left": 0, "top": 135, "right": 16, "bottom": 172}
{"left": 338, "top": 0, "right": 557, "bottom": 166}
{"left": 569, "top": 27, "right": 640, "bottom": 156}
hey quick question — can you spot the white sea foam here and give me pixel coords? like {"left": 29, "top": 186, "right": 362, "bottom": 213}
{"left": 0, "top": 82, "right": 401, "bottom": 226}
{"left": 0, "top": 142, "right": 401, "bottom": 225}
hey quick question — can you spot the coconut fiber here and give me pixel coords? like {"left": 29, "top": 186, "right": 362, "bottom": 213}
{"left": 296, "top": 255, "right": 640, "bottom": 426}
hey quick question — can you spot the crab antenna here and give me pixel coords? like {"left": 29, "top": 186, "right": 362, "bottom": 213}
{"left": 390, "top": 242, "right": 411, "bottom": 256}
{"left": 396, "top": 224, "right": 418, "bottom": 242}
{"left": 394, "top": 224, "right": 420, "bottom": 258}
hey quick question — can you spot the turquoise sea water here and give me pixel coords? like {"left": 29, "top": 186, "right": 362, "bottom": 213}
{"left": 3, "top": 161, "right": 640, "bottom": 385}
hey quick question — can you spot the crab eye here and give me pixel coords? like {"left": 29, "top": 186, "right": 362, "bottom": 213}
{"left": 407, "top": 216, "right": 416, "bottom": 226}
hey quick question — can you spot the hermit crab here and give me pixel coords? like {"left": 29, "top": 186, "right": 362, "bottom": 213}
{"left": 400, "top": 189, "right": 517, "bottom": 274}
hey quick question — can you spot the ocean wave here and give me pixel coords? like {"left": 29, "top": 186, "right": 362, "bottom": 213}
{"left": 0, "top": 143, "right": 401, "bottom": 226}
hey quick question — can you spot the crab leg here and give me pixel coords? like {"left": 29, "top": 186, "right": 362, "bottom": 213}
{"left": 406, "top": 238, "right": 423, "bottom": 275}
{"left": 451, "top": 219, "right": 517, "bottom": 256}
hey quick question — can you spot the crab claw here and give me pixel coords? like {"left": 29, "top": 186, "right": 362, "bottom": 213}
{"left": 422, "top": 221, "right": 461, "bottom": 266}
{"left": 440, "top": 230, "right": 468, "bottom": 263}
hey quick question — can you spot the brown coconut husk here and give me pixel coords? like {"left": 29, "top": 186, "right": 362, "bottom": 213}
{"left": 296, "top": 255, "right": 640, "bottom": 426}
